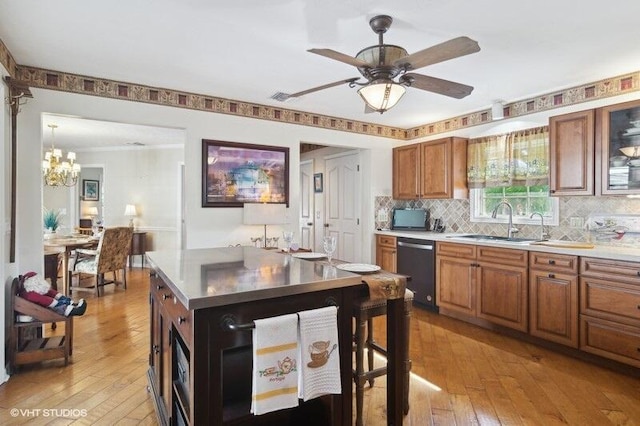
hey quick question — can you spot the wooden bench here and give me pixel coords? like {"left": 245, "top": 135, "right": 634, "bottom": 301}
{"left": 8, "top": 277, "right": 73, "bottom": 373}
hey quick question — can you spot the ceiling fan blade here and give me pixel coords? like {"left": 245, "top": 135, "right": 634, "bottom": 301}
{"left": 283, "top": 78, "right": 360, "bottom": 100}
{"left": 393, "top": 36, "right": 480, "bottom": 71}
{"left": 402, "top": 73, "right": 474, "bottom": 99}
{"left": 308, "top": 48, "right": 370, "bottom": 68}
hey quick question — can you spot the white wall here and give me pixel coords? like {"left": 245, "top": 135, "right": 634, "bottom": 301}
{"left": 1, "top": 69, "right": 10, "bottom": 384}
{"left": 76, "top": 146, "right": 185, "bottom": 252}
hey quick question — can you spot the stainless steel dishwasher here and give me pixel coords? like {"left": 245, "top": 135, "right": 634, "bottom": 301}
{"left": 396, "top": 237, "right": 437, "bottom": 312}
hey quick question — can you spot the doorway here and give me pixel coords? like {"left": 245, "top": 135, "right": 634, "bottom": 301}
{"left": 299, "top": 160, "right": 315, "bottom": 249}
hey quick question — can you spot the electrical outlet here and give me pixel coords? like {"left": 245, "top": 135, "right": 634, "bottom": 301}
{"left": 569, "top": 217, "right": 584, "bottom": 228}
{"left": 377, "top": 209, "right": 389, "bottom": 222}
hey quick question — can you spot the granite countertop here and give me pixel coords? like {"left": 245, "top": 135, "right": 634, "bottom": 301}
{"left": 375, "top": 229, "right": 640, "bottom": 262}
{"left": 146, "top": 246, "right": 363, "bottom": 310}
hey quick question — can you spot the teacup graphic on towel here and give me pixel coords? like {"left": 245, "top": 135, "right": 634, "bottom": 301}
{"left": 307, "top": 340, "right": 337, "bottom": 368}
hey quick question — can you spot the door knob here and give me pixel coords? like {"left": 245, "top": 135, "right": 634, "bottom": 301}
{"left": 307, "top": 222, "right": 313, "bottom": 226}
{"left": 324, "top": 223, "right": 330, "bottom": 228}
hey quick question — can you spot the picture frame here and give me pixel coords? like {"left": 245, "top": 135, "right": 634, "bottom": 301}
{"left": 83, "top": 179, "right": 99, "bottom": 201}
{"left": 314, "top": 173, "right": 323, "bottom": 193}
{"left": 202, "top": 140, "right": 289, "bottom": 207}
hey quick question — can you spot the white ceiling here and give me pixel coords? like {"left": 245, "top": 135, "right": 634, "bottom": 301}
{"left": 3, "top": 0, "right": 640, "bottom": 132}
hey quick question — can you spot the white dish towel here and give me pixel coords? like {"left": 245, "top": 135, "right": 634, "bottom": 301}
{"left": 251, "top": 313, "right": 299, "bottom": 415}
{"left": 297, "top": 306, "right": 341, "bottom": 401}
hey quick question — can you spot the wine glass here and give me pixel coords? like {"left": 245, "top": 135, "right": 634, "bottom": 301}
{"left": 322, "top": 236, "right": 337, "bottom": 264}
{"left": 282, "top": 231, "right": 294, "bottom": 252}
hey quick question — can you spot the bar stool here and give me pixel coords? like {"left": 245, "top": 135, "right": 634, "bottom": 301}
{"left": 352, "top": 289, "right": 413, "bottom": 426}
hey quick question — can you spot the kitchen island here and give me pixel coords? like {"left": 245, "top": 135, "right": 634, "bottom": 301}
{"left": 146, "top": 246, "right": 407, "bottom": 425}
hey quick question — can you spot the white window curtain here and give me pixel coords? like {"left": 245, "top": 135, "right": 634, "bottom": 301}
{"left": 467, "top": 126, "right": 549, "bottom": 188}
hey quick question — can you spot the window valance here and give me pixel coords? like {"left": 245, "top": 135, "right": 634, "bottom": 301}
{"left": 467, "top": 126, "right": 549, "bottom": 188}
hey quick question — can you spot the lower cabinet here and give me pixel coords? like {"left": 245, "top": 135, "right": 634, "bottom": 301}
{"left": 149, "top": 271, "right": 192, "bottom": 426}
{"left": 436, "top": 242, "right": 528, "bottom": 331}
{"left": 529, "top": 252, "right": 579, "bottom": 348}
{"left": 580, "top": 257, "right": 640, "bottom": 367}
{"left": 375, "top": 235, "right": 397, "bottom": 273}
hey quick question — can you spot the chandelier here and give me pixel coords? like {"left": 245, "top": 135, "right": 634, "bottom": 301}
{"left": 42, "top": 124, "right": 81, "bottom": 187}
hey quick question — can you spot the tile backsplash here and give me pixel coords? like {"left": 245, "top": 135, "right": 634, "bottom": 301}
{"left": 374, "top": 195, "right": 640, "bottom": 247}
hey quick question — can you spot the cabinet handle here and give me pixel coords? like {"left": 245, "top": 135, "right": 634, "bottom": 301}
{"left": 156, "top": 284, "right": 164, "bottom": 290}
{"left": 152, "top": 344, "right": 160, "bottom": 354}
{"left": 637, "top": 271, "right": 640, "bottom": 277}
{"left": 178, "top": 316, "right": 186, "bottom": 325}
{"left": 637, "top": 305, "right": 640, "bottom": 310}
{"left": 162, "top": 293, "right": 170, "bottom": 301}
{"left": 548, "top": 259, "right": 555, "bottom": 265}
{"left": 548, "top": 273, "right": 555, "bottom": 279}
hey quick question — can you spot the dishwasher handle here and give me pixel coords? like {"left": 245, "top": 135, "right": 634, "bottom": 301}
{"left": 397, "top": 241, "right": 433, "bottom": 250}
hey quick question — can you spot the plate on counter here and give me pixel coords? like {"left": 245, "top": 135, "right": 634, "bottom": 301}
{"left": 336, "top": 263, "right": 381, "bottom": 273}
{"left": 291, "top": 252, "right": 326, "bottom": 259}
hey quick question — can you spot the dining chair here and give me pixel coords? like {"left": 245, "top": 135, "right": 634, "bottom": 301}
{"left": 70, "top": 227, "right": 133, "bottom": 296}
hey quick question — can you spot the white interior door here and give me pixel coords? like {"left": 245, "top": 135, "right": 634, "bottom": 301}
{"left": 325, "top": 152, "right": 360, "bottom": 262}
{"left": 299, "top": 160, "right": 314, "bottom": 249}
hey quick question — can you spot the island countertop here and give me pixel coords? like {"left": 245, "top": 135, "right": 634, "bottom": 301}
{"left": 146, "top": 246, "right": 363, "bottom": 310}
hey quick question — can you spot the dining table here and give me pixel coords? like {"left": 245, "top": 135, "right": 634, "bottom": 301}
{"left": 43, "top": 235, "right": 99, "bottom": 296}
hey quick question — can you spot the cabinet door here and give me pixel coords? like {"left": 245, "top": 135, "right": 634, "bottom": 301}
{"left": 420, "top": 139, "right": 451, "bottom": 198}
{"left": 436, "top": 256, "right": 475, "bottom": 315}
{"left": 599, "top": 99, "right": 640, "bottom": 195}
{"left": 549, "top": 110, "right": 595, "bottom": 196}
{"left": 476, "top": 263, "right": 528, "bottom": 331}
{"left": 376, "top": 245, "right": 397, "bottom": 273}
{"left": 529, "top": 270, "right": 578, "bottom": 347}
{"left": 393, "top": 144, "right": 420, "bottom": 199}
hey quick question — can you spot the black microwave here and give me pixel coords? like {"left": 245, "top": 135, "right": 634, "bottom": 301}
{"left": 391, "top": 208, "right": 430, "bottom": 231}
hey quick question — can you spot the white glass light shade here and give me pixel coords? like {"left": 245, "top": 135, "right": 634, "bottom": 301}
{"left": 491, "top": 101, "right": 504, "bottom": 120}
{"left": 358, "top": 81, "right": 406, "bottom": 113}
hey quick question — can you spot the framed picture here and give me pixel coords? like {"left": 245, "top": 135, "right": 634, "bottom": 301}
{"left": 314, "top": 173, "right": 323, "bottom": 193}
{"left": 83, "top": 179, "right": 99, "bottom": 201}
{"left": 202, "top": 140, "right": 289, "bottom": 207}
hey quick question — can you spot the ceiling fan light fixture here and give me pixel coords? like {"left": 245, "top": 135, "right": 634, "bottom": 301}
{"left": 358, "top": 80, "right": 406, "bottom": 113}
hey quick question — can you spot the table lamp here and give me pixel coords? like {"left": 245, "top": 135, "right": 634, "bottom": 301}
{"left": 243, "top": 203, "right": 287, "bottom": 248}
{"left": 124, "top": 204, "right": 137, "bottom": 228}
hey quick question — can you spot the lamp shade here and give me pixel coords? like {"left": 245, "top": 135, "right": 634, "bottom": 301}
{"left": 87, "top": 207, "right": 99, "bottom": 217}
{"left": 358, "top": 81, "right": 406, "bottom": 113}
{"left": 124, "top": 204, "right": 137, "bottom": 217}
{"left": 243, "top": 203, "right": 287, "bottom": 225}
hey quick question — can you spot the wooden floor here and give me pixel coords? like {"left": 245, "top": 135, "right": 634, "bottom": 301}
{"left": 1, "top": 269, "right": 639, "bottom": 425}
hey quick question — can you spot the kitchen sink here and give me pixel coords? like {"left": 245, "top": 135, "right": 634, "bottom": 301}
{"left": 448, "top": 234, "right": 541, "bottom": 244}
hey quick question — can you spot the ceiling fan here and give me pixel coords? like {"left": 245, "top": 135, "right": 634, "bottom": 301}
{"left": 275, "top": 15, "right": 480, "bottom": 114}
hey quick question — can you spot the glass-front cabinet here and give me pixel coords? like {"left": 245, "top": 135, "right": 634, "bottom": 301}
{"left": 600, "top": 99, "right": 640, "bottom": 195}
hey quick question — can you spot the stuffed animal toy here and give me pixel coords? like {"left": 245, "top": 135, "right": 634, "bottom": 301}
{"left": 19, "top": 271, "right": 87, "bottom": 317}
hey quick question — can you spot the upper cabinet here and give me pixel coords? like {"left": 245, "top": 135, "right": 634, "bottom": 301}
{"left": 549, "top": 98, "right": 640, "bottom": 196}
{"left": 392, "top": 144, "right": 420, "bottom": 199}
{"left": 549, "top": 110, "right": 595, "bottom": 196}
{"left": 393, "top": 137, "right": 468, "bottom": 200}
{"left": 598, "top": 99, "right": 640, "bottom": 195}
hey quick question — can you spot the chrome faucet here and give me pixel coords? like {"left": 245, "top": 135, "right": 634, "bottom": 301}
{"left": 530, "top": 212, "right": 549, "bottom": 241}
{"left": 491, "top": 201, "right": 519, "bottom": 238}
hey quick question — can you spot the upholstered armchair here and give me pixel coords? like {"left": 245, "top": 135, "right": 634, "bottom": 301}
{"left": 70, "top": 227, "right": 133, "bottom": 296}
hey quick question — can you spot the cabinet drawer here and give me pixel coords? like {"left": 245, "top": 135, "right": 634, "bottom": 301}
{"left": 581, "top": 257, "right": 640, "bottom": 283}
{"left": 529, "top": 252, "right": 578, "bottom": 274}
{"left": 377, "top": 235, "right": 397, "bottom": 248}
{"left": 477, "top": 246, "right": 527, "bottom": 268}
{"left": 436, "top": 242, "right": 476, "bottom": 259}
{"left": 580, "top": 315, "right": 640, "bottom": 367}
{"left": 580, "top": 276, "right": 640, "bottom": 327}
{"left": 164, "top": 292, "right": 192, "bottom": 345}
